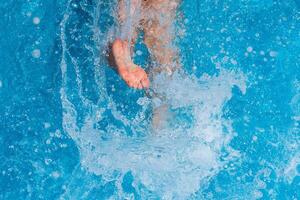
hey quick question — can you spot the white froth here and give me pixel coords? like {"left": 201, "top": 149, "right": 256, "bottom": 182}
{"left": 284, "top": 153, "right": 300, "bottom": 183}
{"left": 33, "top": 17, "right": 40, "bottom": 25}
{"left": 32, "top": 49, "right": 41, "bottom": 58}
{"left": 44, "top": 122, "right": 51, "bottom": 129}
{"left": 58, "top": 3, "right": 248, "bottom": 197}
{"left": 247, "top": 46, "right": 253, "bottom": 53}
{"left": 60, "top": 66, "right": 247, "bottom": 198}
{"left": 269, "top": 51, "right": 278, "bottom": 57}
{"left": 136, "top": 50, "right": 143, "bottom": 56}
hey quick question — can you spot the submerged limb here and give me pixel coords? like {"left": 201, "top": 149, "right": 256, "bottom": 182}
{"left": 140, "top": 2, "right": 181, "bottom": 129}
{"left": 118, "top": 0, "right": 141, "bottom": 46}
{"left": 109, "top": 0, "right": 150, "bottom": 89}
{"left": 142, "top": 1, "right": 181, "bottom": 75}
{"left": 112, "top": 39, "right": 150, "bottom": 89}
{"left": 143, "top": 19, "right": 180, "bottom": 75}
{"left": 152, "top": 103, "right": 172, "bottom": 131}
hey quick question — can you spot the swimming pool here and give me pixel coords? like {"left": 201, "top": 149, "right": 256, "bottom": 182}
{"left": 0, "top": 0, "right": 299, "bottom": 199}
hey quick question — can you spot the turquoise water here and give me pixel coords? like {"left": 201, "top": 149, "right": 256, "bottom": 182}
{"left": 1, "top": 0, "right": 299, "bottom": 199}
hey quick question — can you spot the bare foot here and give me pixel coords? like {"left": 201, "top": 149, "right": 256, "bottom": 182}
{"left": 112, "top": 39, "right": 150, "bottom": 89}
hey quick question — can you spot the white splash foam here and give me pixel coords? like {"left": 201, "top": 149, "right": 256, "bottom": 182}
{"left": 32, "top": 49, "right": 41, "bottom": 58}
{"left": 284, "top": 153, "right": 300, "bottom": 184}
{"left": 58, "top": 1, "right": 247, "bottom": 198}
{"left": 33, "top": 17, "right": 40, "bottom": 25}
{"left": 60, "top": 66, "right": 246, "bottom": 199}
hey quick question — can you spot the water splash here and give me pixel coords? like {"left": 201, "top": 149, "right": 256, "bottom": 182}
{"left": 58, "top": 0, "right": 247, "bottom": 199}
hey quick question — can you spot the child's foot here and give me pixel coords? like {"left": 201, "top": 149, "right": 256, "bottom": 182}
{"left": 112, "top": 39, "right": 150, "bottom": 89}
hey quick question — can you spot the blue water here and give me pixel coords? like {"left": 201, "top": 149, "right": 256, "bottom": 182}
{"left": 1, "top": 0, "right": 299, "bottom": 199}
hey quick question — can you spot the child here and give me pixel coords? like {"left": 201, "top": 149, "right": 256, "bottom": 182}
{"left": 111, "top": 0, "right": 180, "bottom": 89}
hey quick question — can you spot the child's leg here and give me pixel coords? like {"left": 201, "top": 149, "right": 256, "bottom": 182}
{"left": 143, "top": 20, "right": 179, "bottom": 74}
{"left": 111, "top": 0, "right": 150, "bottom": 89}
{"left": 118, "top": 0, "right": 140, "bottom": 49}
{"left": 141, "top": 1, "right": 180, "bottom": 129}
{"left": 142, "top": 1, "right": 180, "bottom": 74}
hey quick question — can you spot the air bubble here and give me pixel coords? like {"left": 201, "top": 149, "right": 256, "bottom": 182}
{"left": 252, "top": 135, "right": 258, "bottom": 141}
{"left": 46, "top": 139, "right": 51, "bottom": 145}
{"left": 33, "top": 17, "right": 40, "bottom": 25}
{"left": 269, "top": 51, "right": 278, "bottom": 57}
{"left": 136, "top": 50, "right": 143, "bottom": 56}
{"left": 51, "top": 171, "right": 60, "bottom": 179}
{"left": 45, "top": 158, "right": 52, "bottom": 165}
{"left": 137, "top": 97, "right": 150, "bottom": 106}
{"left": 71, "top": 3, "right": 79, "bottom": 8}
{"left": 230, "top": 59, "right": 237, "bottom": 65}
{"left": 247, "top": 46, "right": 253, "bottom": 53}
{"left": 32, "top": 49, "right": 41, "bottom": 58}
{"left": 44, "top": 122, "right": 51, "bottom": 129}
{"left": 253, "top": 190, "right": 263, "bottom": 199}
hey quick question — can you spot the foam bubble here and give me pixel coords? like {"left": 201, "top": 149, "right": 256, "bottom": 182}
{"left": 269, "top": 51, "right": 278, "bottom": 57}
{"left": 51, "top": 171, "right": 60, "bottom": 179}
{"left": 44, "top": 122, "right": 51, "bottom": 129}
{"left": 252, "top": 135, "right": 258, "bottom": 142}
{"left": 32, "top": 49, "right": 41, "bottom": 58}
{"left": 33, "top": 17, "right": 40, "bottom": 25}
{"left": 60, "top": 67, "right": 246, "bottom": 198}
{"left": 58, "top": 4, "right": 248, "bottom": 197}
{"left": 253, "top": 190, "right": 263, "bottom": 199}
{"left": 230, "top": 58, "right": 238, "bottom": 65}
{"left": 284, "top": 153, "right": 300, "bottom": 183}
{"left": 136, "top": 50, "right": 143, "bottom": 56}
{"left": 247, "top": 46, "right": 253, "bottom": 53}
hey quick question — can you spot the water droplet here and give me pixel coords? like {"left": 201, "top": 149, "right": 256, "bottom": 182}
{"left": 269, "top": 51, "right": 278, "bottom": 57}
{"left": 247, "top": 46, "right": 253, "bottom": 53}
{"left": 253, "top": 190, "right": 263, "bottom": 199}
{"left": 33, "top": 17, "right": 40, "bottom": 25}
{"left": 45, "top": 158, "right": 52, "bottom": 165}
{"left": 230, "top": 59, "right": 237, "bottom": 65}
{"left": 32, "top": 49, "right": 41, "bottom": 58}
{"left": 51, "top": 171, "right": 60, "bottom": 179}
{"left": 137, "top": 97, "right": 150, "bottom": 106}
{"left": 44, "top": 122, "right": 51, "bottom": 129}
{"left": 252, "top": 135, "right": 258, "bottom": 141}
{"left": 71, "top": 3, "right": 79, "bottom": 8}
{"left": 136, "top": 50, "right": 143, "bottom": 56}
{"left": 46, "top": 139, "right": 51, "bottom": 145}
